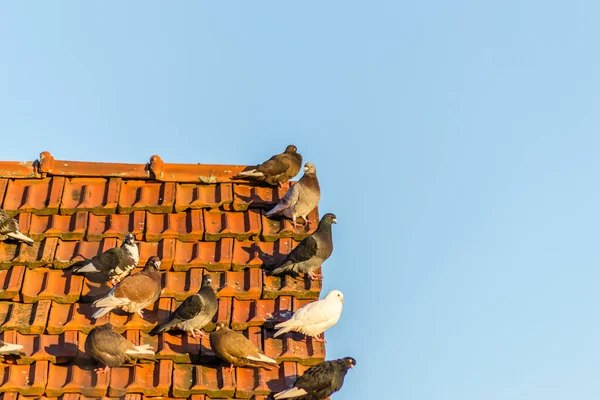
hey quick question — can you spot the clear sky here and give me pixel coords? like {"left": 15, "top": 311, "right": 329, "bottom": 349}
{"left": 2, "top": 2, "right": 600, "bottom": 399}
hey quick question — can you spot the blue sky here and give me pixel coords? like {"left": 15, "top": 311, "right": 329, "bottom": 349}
{"left": 2, "top": 2, "right": 600, "bottom": 399}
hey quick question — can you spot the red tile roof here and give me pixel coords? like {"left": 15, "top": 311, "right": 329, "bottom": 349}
{"left": 0, "top": 152, "right": 323, "bottom": 399}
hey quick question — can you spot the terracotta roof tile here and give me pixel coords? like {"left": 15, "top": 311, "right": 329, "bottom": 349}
{"left": 174, "top": 183, "right": 233, "bottom": 212}
{"left": 59, "top": 178, "right": 121, "bottom": 215}
{"left": 0, "top": 153, "right": 326, "bottom": 398}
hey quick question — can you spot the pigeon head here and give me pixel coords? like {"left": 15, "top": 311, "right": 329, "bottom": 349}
{"left": 303, "top": 162, "right": 316, "bottom": 175}
{"left": 320, "top": 213, "right": 337, "bottom": 226}
{"left": 325, "top": 289, "right": 344, "bottom": 304}
{"left": 285, "top": 144, "right": 298, "bottom": 154}
{"left": 146, "top": 256, "right": 161, "bottom": 271}
{"left": 215, "top": 321, "right": 228, "bottom": 331}
{"left": 201, "top": 274, "right": 212, "bottom": 287}
{"left": 343, "top": 357, "right": 357, "bottom": 369}
{"left": 123, "top": 234, "right": 136, "bottom": 245}
{"left": 98, "top": 323, "right": 114, "bottom": 330}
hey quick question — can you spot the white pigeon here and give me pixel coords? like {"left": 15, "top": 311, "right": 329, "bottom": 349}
{"left": 273, "top": 290, "right": 344, "bottom": 342}
{"left": 0, "top": 340, "right": 24, "bottom": 356}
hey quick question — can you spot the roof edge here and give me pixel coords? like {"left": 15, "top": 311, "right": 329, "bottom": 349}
{"left": 0, "top": 151, "right": 248, "bottom": 183}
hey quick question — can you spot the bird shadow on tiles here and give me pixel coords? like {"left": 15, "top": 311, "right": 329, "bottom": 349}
{"left": 45, "top": 340, "right": 82, "bottom": 364}
{"left": 266, "top": 367, "right": 296, "bottom": 392}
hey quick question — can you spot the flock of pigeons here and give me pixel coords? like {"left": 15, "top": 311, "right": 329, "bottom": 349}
{"left": 0, "top": 145, "right": 355, "bottom": 400}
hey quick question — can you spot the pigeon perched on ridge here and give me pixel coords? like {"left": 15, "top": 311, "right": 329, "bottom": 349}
{"left": 267, "top": 213, "right": 336, "bottom": 280}
{"left": 91, "top": 256, "right": 162, "bottom": 319}
{"left": 273, "top": 290, "right": 343, "bottom": 342}
{"left": 85, "top": 323, "right": 155, "bottom": 374}
{"left": 72, "top": 233, "right": 139, "bottom": 285}
{"left": 149, "top": 273, "right": 217, "bottom": 339}
{"left": 0, "top": 209, "right": 34, "bottom": 246}
{"left": 234, "top": 144, "right": 302, "bottom": 187}
{"left": 274, "top": 357, "right": 356, "bottom": 400}
{"left": 0, "top": 340, "right": 25, "bottom": 359}
{"left": 210, "top": 321, "right": 278, "bottom": 371}
{"left": 265, "top": 162, "right": 320, "bottom": 227}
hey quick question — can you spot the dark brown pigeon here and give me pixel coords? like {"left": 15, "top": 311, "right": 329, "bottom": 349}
{"left": 85, "top": 323, "right": 155, "bottom": 374}
{"left": 149, "top": 273, "right": 217, "bottom": 339}
{"left": 267, "top": 213, "right": 336, "bottom": 280}
{"left": 266, "top": 162, "right": 320, "bottom": 227}
{"left": 72, "top": 233, "right": 139, "bottom": 285}
{"left": 209, "top": 322, "right": 278, "bottom": 371}
{"left": 274, "top": 357, "right": 356, "bottom": 399}
{"left": 235, "top": 144, "right": 302, "bottom": 187}
{"left": 91, "top": 256, "right": 162, "bottom": 319}
{"left": 0, "top": 209, "right": 34, "bottom": 246}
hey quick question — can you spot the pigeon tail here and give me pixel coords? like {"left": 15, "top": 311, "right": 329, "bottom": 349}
{"left": 267, "top": 261, "right": 296, "bottom": 277}
{"left": 6, "top": 232, "right": 34, "bottom": 246}
{"left": 246, "top": 353, "right": 278, "bottom": 367}
{"left": 235, "top": 169, "right": 263, "bottom": 178}
{"left": 148, "top": 319, "right": 180, "bottom": 336}
{"left": 272, "top": 322, "right": 295, "bottom": 338}
{"left": 0, "top": 342, "right": 25, "bottom": 355}
{"left": 72, "top": 262, "right": 100, "bottom": 274}
{"left": 273, "top": 387, "right": 309, "bottom": 399}
{"left": 91, "top": 306, "right": 114, "bottom": 319}
{"left": 265, "top": 202, "right": 288, "bottom": 217}
{"left": 126, "top": 344, "right": 155, "bottom": 356}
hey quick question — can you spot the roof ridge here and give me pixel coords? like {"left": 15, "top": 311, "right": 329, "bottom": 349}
{"left": 0, "top": 151, "right": 249, "bottom": 182}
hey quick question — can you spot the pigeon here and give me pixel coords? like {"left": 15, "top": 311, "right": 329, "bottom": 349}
{"left": 0, "top": 340, "right": 25, "bottom": 359}
{"left": 267, "top": 213, "right": 336, "bottom": 280}
{"left": 0, "top": 209, "right": 34, "bottom": 246}
{"left": 273, "top": 290, "right": 343, "bottom": 342}
{"left": 274, "top": 357, "right": 356, "bottom": 400}
{"left": 149, "top": 273, "right": 218, "bottom": 339}
{"left": 265, "top": 162, "right": 320, "bottom": 227}
{"left": 209, "top": 321, "right": 278, "bottom": 371}
{"left": 235, "top": 145, "right": 302, "bottom": 187}
{"left": 91, "top": 256, "right": 162, "bottom": 319}
{"left": 85, "top": 323, "right": 155, "bottom": 374}
{"left": 72, "top": 233, "right": 139, "bottom": 285}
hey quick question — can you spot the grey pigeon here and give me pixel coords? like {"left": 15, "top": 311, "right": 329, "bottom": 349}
{"left": 92, "top": 256, "right": 162, "bottom": 319}
{"left": 149, "top": 273, "right": 218, "bottom": 339}
{"left": 267, "top": 213, "right": 336, "bottom": 280}
{"left": 273, "top": 290, "right": 344, "bottom": 343}
{"left": 235, "top": 144, "right": 302, "bottom": 187}
{"left": 72, "top": 234, "right": 139, "bottom": 285}
{"left": 274, "top": 357, "right": 356, "bottom": 400}
{"left": 265, "top": 162, "right": 320, "bottom": 227}
{"left": 85, "top": 323, "right": 155, "bottom": 374}
{"left": 0, "top": 209, "right": 34, "bottom": 246}
{"left": 209, "top": 321, "right": 278, "bottom": 371}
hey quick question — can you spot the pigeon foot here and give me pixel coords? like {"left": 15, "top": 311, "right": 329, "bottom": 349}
{"left": 95, "top": 366, "right": 110, "bottom": 374}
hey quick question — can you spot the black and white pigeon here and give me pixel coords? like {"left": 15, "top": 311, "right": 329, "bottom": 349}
{"left": 0, "top": 340, "right": 25, "bottom": 360}
{"left": 265, "top": 163, "right": 320, "bottom": 227}
{"left": 91, "top": 256, "right": 162, "bottom": 319}
{"left": 274, "top": 357, "right": 356, "bottom": 400}
{"left": 149, "top": 273, "right": 218, "bottom": 339}
{"left": 72, "top": 234, "right": 139, "bottom": 285}
{"left": 0, "top": 209, "right": 34, "bottom": 246}
{"left": 267, "top": 213, "right": 336, "bottom": 280}
{"left": 85, "top": 323, "right": 155, "bottom": 374}
{"left": 235, "top": 145, "right": 302, "bottom": 187}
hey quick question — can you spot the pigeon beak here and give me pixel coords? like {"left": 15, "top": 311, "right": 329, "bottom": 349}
{"left": 304, "top": 167, "right": 309, "bottom": 172}
{"left": 332, "top": 219, "right": 337, "bottom": 224}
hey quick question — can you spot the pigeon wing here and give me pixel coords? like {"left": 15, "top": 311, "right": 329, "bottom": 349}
{"left": 171, "top": 294, "right": 204, "bottom": 321}
{"left": 113, "top": 272, "right": 159, "bottom": 303}
{"left": 257, "top": 153, "right": 293, "bottom": 177}
{"left": 294, "top": 361, "right": 336, "bottom": 393}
